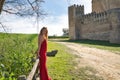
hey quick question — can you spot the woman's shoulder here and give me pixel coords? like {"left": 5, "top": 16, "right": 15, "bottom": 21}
{"left": 39, "top": 35, "right": 47, "bottom": 41}
{"left": 39, "top": 35, "right": 44, "bottom": 41}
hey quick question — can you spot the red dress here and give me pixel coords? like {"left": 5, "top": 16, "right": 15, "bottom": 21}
{"left": 39, "top": 39, "right": 51, "bottom": 80}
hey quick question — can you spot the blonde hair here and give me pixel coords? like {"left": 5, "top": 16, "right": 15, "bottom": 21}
{"left": 39, "top": 27, "right": 48, "bottom": 40}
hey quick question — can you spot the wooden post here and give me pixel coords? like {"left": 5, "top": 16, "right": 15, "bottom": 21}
{"left": 27, "top": 59, "right": 39, "bottom": 80}
{"left": 18, "top": 75, "right": 26, "bottom": 80}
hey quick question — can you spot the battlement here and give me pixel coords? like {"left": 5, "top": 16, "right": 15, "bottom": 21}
{"left": 69, "top": 4, "right": 84, "bottom": 10}
{"left": 84, "top": 11, "right": 107, "bottom": 19}
{"left": 69, "top": 4, "right": 84, "bottom": 16}
{"left": 83, "top": 11, "right": 108, "bottom": 24}
{"left": 69, "top": 4, "right": 109, "bottom": 24}
{"left": 68, "top": 4, "right": 120, "bottom": 44}
{"left": 69, "top": 4, "right": 120, "bottom": 24}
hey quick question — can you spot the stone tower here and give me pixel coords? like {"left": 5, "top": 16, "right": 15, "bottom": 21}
{"left": 68, "top": 0, "right": 120, "bottom": 44}
{"left": 92, "top": 0, "right": 120, "bottom": 13}
{"left": 68, "top": 5, "right": 84, "bottom": 40}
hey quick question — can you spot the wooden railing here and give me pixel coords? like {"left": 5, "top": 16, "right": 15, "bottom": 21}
{"left": 27, "top": 58, "right": 39, "bottom": 80}
{"left": 18, "top": 58, "right": 39, "bottom": 80}
{"left": 18, "top": 50, "right": 58, "bottom": 80}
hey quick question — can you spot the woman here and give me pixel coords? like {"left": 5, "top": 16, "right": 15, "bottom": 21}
{"left": 38, "top": 27, "right": 51, "bottom": 80}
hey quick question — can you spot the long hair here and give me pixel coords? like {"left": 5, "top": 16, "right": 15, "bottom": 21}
{"left": 39, "top": 27, "right": 48, "bottom": 40}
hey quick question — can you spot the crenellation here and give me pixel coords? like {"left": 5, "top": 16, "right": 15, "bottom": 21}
{"left": 73, "top": 4, "right": 84, "bottom": 16}
{"left": 82, "top": 11, "right": 109, "bottom": 24}
{"left": 68, "top": 0, "right": 120, "bottom": 44}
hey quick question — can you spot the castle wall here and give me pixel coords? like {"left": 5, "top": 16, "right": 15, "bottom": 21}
{"left": 109, "top": 9, "right": 120, "bottom": 43}
{"left": 80, "top": 23, "right": 110, "bottom": 41}
{"left": 68, "top": 5, "right": 76, "bottom": 40}
{"left": 75, "top": 11, "right": 111, "bottom": 41}
{"left": 68, "top": 4, "right": 120, "bottom": 44}
{"left": 92, "top": 0, "right": 120, "bottom": 13}
{"left": 68, "top": 5, "right": 84, "bottom": 40}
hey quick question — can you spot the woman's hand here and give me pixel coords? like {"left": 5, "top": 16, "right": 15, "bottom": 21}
{"left": 36, "top": 50, "right": 40, "bottom": 59}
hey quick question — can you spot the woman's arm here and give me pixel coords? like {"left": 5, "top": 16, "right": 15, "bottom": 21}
{"left": 37, "top": 35, "right": 43, "bottom": 58}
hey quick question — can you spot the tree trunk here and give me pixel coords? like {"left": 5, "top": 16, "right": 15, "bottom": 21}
{"left": 0, "top": 0, "right": 5, "bottom": 14}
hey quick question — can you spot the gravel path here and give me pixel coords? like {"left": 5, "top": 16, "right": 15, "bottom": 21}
{"left": 58, "top": 42, "right": 120, "bottom": 80}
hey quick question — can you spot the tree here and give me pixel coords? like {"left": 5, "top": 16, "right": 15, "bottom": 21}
{"left": 0, "top": 0, "right": 5, "bottom": 14}
{"left": 62, "top": 28, "right": 69, "bottom": 36}
{"left": 1, "top": 0, "right": 45, "bottom": 16}
{"left": 0, "top": 0, "right": 45, "bottom": 32}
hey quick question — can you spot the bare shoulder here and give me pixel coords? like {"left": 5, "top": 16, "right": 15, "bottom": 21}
{"left": 39, "top": 35, "right": 44, "bottom": 42}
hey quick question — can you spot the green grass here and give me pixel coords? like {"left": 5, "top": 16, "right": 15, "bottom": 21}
{"left": 53, "top": 38, "right": 120, "bottom": 54}
{"left": 69, "top": 39, "right": 120, "bottom": 54}
{"left": 49, "top": 36, "right": 69, "bottom": 38}
{"left": 0, "top": 33, "right": 38, "bottom": 79}
{"left": 47, "top": 41, "right": 75, "bottom": 80}
{"left": 47, "top": 41, "right": 104, "bottom": 80}
{"left": 0, "top": 33, "right": 113, "bottom": 80}
{"left": 78, "top": 66, "right": 104, "bottom": 80}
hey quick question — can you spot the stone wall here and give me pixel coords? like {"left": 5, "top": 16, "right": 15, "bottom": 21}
{"left": 109, "top": 9, "right": 120, "bottom": 43}
{"left": 79, "top": 11, "right": 110, "bottom": 41}
{"left": 68, "top": 5, "right": 84, "bottom": 40}
{"left": 80, "top": 23, "right": 110, "bottom": 41}
{"left": 68, "top": 4, "right": 120, "bottom": 44}
{"left": 68, "top": 5, "right": 76, "bottom": 40}
{"left": 92, "top": 0, "right": 120, "bottom": 13}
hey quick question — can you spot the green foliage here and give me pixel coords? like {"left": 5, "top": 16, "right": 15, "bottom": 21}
{"left": 48, "top": 36, "right": 69, "bottom": 39}
{"left": 0, "top": 33, "right": 37, "bottom": 79}
{"left": 68, "top": 39, "right": 120, "bottom": 54}
{"left": 47, "top": 42, "right": 104, "bottom": 80}
{"left": 54, "top": 38, "right": 120, "bottom": 54}
{"left": 47, "top": 41, "right": 75, "bottom": 80}
{"left": 0, "top": 34, "right": 108, "bottom": 80}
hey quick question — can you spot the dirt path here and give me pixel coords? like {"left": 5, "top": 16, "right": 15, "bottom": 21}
{"left": 57, "top": 41, "right": 120, "bottom": 80}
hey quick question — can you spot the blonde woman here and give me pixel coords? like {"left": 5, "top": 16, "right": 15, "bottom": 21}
{"left": 38, "top": 27, "right": 51, "bottom": 80}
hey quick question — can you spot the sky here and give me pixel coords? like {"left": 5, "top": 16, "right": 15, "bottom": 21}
{"left": 0, "top": 0, "right": 92, "bottom": 36}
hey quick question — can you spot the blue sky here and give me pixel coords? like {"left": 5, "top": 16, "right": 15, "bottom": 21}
{"left": 0, "top": 0, "right": 92, "bottom": 36}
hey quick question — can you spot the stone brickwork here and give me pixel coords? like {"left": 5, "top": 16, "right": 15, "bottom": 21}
{"left": 68, "top": 0, "right": 120, "bottom": 44}
{"left": 92, "top": 0, "right": 120, "bottom": 13}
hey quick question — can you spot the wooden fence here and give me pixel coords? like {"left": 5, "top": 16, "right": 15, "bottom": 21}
{"left": 18, "top": 50, "right": 58, "bottom": 80}
{"left": 18, "top": 58, "right": 39, "bottom": 80}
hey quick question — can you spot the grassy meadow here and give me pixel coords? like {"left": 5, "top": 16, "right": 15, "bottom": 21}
{"left": 52, "top": 38, "right": 120, "bottom": 54}
{"left": 0, "top": 33, "right": 119, "bottom": 80}
{"left": 68, "top": 39, "right": 120, "bottom": 54}
{"left": 47, "top": 41, "right": 104, "bottom": 80}
{"left": 0, "top": 33, "right": 38, "bottom": 80}
{"left": 0, "top": 33, "right": 77, "bottom": 80}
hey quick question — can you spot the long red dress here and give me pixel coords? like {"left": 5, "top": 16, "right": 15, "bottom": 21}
{"left": 39, "top": 39, "right": 51, "bottom": 80}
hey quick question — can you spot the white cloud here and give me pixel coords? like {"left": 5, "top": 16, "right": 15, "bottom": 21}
{"left": 1, "top": 14, "right": 68, "bottom": 36}
{"left": 0, "top": 0, "right": 91, "bottom": 36}
{"left": 39, "top": 14, "right": 68, "bottom": 36}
